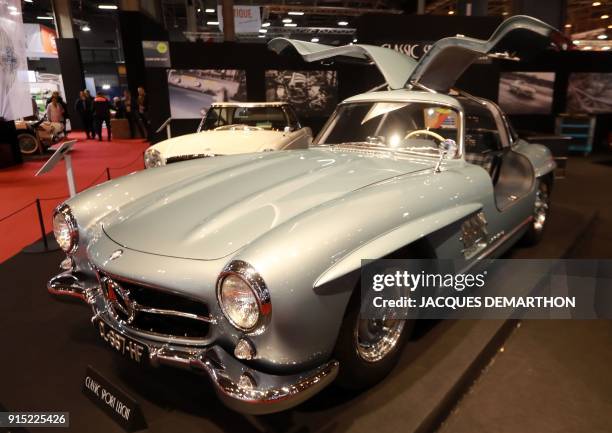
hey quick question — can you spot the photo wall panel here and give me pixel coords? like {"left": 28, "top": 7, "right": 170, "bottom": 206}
{"left": 167, "top": 69, "right": 247, "bottom": 119}
{"left": 265, "top": 70, "right": 338, "bottom": 116}
{"left": 566, "top": 73, "right": 612, "bottom": 114}
{"left": 498, "top": 72, "right": 555, "bottom": 115}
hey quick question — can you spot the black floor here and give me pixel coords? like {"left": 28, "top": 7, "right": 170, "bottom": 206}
{"left": 0, "top": 156, "right": 610, "bottom": 433}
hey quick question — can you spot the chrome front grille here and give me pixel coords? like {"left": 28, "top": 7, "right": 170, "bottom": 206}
{"left": 99, "top": 273, "right": 214, "bottom": 340}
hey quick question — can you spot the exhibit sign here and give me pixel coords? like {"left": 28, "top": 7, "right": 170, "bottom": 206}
{"left": 265, "top": 70, "right": 338, "bottom": 116}
{"left": 380, "top": 42, "right": 434, "bottom": 60}
{"left": 24, "top": 23, "right": 58, "bottom": 59}
{"left": 498, "top": 72, "right": 555, "bottom": 115}
{"left": 167, "top": 69, "right": 247, "bottom": 119}
{"left": 0, "top": 0, "right": 33, "bottom": 121}
{"left": 83, "top": 366, "right": 147, "bottom": 432}
{"left": 566, "top": 73, "right": 612, "bottom": 114}
{"left": 217, "top": 5, "right": 261, "bottom": 33}
{"left": 142, "top": 40, "right": 171, "bottom": 68}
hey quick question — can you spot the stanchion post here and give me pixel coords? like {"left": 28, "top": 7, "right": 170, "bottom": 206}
{"left": 106, "top": 167, "right": 111, "bottom": 180}
{"left": 35, "top": 198, "right": 48, "bottom": 250}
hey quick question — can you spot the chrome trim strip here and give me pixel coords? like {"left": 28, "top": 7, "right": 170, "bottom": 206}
{"left": 135, "top": 305, "right": 217, "bottom": 324}
{"left": 475, "top": 216, "right": 533, "bottom": 261}
{"left": 166, "top": 153, "right": 217, "bottom": 164}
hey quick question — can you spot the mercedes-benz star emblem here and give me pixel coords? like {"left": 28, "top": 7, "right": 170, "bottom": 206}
{"left": 104, "top": 278, "right": 136, "bottom": 324}
{"left": 109, "top": 249, "right": 123, "bottom": 261}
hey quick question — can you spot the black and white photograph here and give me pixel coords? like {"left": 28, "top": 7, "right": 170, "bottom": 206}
{"left": 567, "top": 73, "right": 612, "bottom": 114}
{"left": 498, "top": 72, "right": 555, "bottom": 114}
{"left": 265, "top": 70, "right": 338, "bottom": 116}
{"left": 167, "top": 69, "right": 247, "bottom": 119}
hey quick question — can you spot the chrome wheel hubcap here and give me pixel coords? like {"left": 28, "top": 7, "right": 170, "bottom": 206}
{"left": 533, "top": 183, "right": 549, "bottom": 233}
{"left": 355, "top": 317, "right": 405, "bottom": 363}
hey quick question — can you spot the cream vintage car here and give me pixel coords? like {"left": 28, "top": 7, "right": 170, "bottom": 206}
{"left": 144, "top": 102, "right": 312, "bottom": 168}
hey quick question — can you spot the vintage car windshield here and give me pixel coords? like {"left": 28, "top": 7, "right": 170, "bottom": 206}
{"left": 202, "top": 106, "right": 290, "bottom": 131}
{"left": 315, "top": 102, "right": 460, "bottom": 157}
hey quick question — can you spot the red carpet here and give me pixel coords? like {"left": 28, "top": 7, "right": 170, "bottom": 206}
{"left": 0, "top": 132, "right": 149, "bottom": 263}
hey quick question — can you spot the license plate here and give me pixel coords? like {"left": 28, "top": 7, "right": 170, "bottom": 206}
{"left": 96, "top": 320, "right": 147, "bottom": 364}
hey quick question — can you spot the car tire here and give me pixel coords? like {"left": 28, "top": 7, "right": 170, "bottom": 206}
{"left": 522, "top": 177, "right": 552, "bottom": 246}
{"left": 18, "top": 133, "right": 40, "bottom": 154}
{"left": 333, "top": 285, "right": 414, "bottom": 390}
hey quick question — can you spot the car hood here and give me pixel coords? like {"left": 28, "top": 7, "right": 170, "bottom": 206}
{"left": 102, "top": 148, "right": 434, "bottom": 260}
{"left": 154, "top": 129, "right": 288, "bottom": 158}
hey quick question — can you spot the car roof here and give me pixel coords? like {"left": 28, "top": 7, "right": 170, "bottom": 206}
{"left": 211, "top": 102, "right": 288, "bottom": 108}
{"left": 342, "top": 90, "right": 463, "bottom": 110}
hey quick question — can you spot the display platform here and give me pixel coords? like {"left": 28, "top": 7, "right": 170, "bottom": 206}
{"left": 0, "top": 203, "right": 594, "bottom": 433}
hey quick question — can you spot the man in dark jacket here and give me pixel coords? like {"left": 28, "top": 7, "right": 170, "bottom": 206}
{"left": 93, "top": 91, "right": 112, "bottom": 141}
{"left": 74, "top": 91, "right": 94, "bottom": 139}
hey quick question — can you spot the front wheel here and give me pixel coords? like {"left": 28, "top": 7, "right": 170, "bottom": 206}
{"left": 18, "top": 133, "right": 40, "bottom": 154}
{"left": 333, "top": 289, "right": 414, "bottom": 390}
{"left": 522, "top": 178, "right": 551, "bottom": 246}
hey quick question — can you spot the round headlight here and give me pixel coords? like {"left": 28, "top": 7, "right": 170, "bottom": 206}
{"left": 144, "top": 148, "right": 164, "bottom": 168}
{"left": 53, "top": 205, "right": 78, "bottom": 253}
{"left": 218, "top": 274, "right": 260, "bottom": 331}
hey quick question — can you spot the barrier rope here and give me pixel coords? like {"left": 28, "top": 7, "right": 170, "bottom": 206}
{"left": 0, "top": 151, "right": 146, "bottom": 222}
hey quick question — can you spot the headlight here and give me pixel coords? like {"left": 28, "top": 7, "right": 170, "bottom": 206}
{"left": 217, "top": 261, "right": 271, "bottom": 332}
{"left": 53, "top": 204, "right": 78, "bottom": 253}
{"left": 144, "top": 148, "right": 164, "bottom": 168}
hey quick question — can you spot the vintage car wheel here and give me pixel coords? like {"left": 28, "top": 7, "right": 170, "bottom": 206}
{"left": 18, "top": 133, "right": 40, "bottom": 154}
{"left": 333, "top": 288, "right": 414, "bottom": 389}
{"left": 522, "top": 178, "right": 552, "bottom": 245}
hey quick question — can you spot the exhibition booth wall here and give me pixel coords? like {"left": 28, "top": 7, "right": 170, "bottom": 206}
{"left": 115, "top": 11, "right": 612, "bottom": 150}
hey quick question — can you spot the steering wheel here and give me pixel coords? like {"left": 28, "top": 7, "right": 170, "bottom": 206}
{"left": 404, "top": 129, "right": 446, "bottom": 143}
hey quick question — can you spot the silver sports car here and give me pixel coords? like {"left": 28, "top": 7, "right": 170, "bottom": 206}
{"left": 48, "top": 16, "right": 561, "bottom": 414}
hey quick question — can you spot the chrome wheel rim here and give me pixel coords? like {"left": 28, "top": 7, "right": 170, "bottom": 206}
{"left": 533, "top": 182, "right": 549, "bottom": 233}
{"left": 355, "top": 317, "right": 405, "bottom": 363}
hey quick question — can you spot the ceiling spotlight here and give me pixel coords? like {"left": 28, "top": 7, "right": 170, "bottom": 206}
{"left": 601, "top": 14, "right": 609, "bottom": 19}
{"left": 311, "top": 37, "right": 319, "bottom": 42}
{"left": 448, "top": 10, "right": 455, "bottom": 15}
{"left": 37, "top": 15, "right": 53, "bottom": 20}
{"left": 262, "top": 22, "right": 271, "bottom": 27}
{"left": 82, "top": 25, "right": 91, "bottom": 31}
{"left": 102, "top": 84, "right": 111, "bottom": 90}
{"left": 353, "top": 38, "right": 358, "bottom": 43}
{"left": 197, "top": 8, "right": 201, "bottom": 12}
{"left": 502, "top": 11, "right": 509, "bottom": 16}
{"left": 284, "top": 23, "right": 297, "bottom": 27}
{"left": 282, "top": 18, "right": 292, "bottom": 23}
{"left": 593, "top": 1, "right": 602, "bottom": 5}
{"left": 564, "top": 23, "right": 572, "bottom": 28}
{"left": 205, "top": 8, "right": 215, "bottom": 13}
{"left": 259, "top": 28, "right": 267, "bottom": 33}
{"left": 288, "top": 11, "right": 304, "bottom": 16}
{"left": 338, "top": 21, "right": 349, "bottom": 26}
{"left": 98, "top": 4, "right": 118, "bottom": 10}
{"left": 207, "top": 21, "right": 219, "bottom": 25}
{"left": 603, "top": 46, "right": 611, "bottom": 50}
{"left": 598, "top": 34, "right": 608, "bottom": 39}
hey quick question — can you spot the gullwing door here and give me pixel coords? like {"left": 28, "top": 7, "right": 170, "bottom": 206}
{"left": 269, "top": 15, "right": 565, "bottom": 92}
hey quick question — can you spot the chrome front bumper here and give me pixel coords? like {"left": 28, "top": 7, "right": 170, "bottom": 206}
{"left": 48, "top": 270, "right": 339, "bottom": 414}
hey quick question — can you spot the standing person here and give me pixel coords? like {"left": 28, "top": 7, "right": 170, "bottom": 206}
{"left": 74, "top": 91, "right": 94, "bottom": 139}
{"left": 93, "top": 91, "right": 112, "bottom": 141}
{"left": 136, "top": 86, "right": 149, "bottom": 140}
{"left": 122, "top": 89, "right": 145, "bottom": 138}
{"left": 46, "top": 95, "right": 65, "bottom": 123}
{"left": 46, "top": 91, "right": 69, "bottom": 134}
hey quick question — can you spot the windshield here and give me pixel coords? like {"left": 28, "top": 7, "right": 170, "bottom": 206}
{"left": 202, "top": 106, "right": 291, "bottom": 131}
{"left": 315, "top": 102, "right": 461, "bottom": 157}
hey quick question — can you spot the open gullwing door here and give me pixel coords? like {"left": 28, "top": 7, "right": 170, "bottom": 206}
{"left": 268, "top": 15, "right": 565, "bottom": 93}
